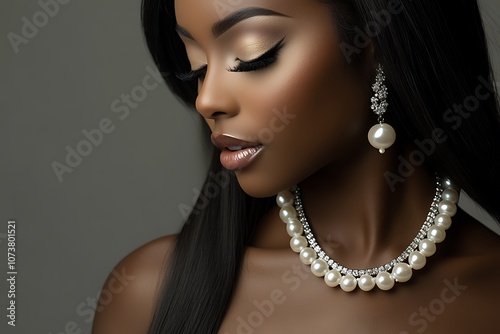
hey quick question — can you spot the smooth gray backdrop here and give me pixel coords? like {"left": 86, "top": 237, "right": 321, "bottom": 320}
{"left": 2, "top": 1, "right": 499, "bottom": 333}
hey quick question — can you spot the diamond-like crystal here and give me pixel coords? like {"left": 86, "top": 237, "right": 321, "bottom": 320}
{"left": 288, "top": 180, "right": 444, "bottom": 288}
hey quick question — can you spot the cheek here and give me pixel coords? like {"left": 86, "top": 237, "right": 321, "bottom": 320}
{"left": 249, "top": 29, "right": 368, "bottom": 145}
{"left": 234, "top": 31, "right": 371, "bottom": 196}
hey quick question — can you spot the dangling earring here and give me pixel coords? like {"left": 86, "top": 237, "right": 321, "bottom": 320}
{"left": 367, "top": 64, "right": 396, "bottom": 154}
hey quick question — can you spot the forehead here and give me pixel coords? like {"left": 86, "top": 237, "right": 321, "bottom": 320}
{"left": 175, "top": 0, "right": 296, "bottom": 19}
{"left": 174, "top": 0, "right": 330, "bottom": 35}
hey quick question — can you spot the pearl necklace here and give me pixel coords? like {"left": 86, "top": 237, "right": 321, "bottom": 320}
{"left": 276, "top": 177, "right": 460, "bottom": 291}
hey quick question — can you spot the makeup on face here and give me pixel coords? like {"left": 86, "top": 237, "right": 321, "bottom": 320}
{"left": 174, "top": 1, "right": 371, "bottom": 197}
{"left": 175, "top": 9, "right": 293, "bottom": 172}
{"left": 211, "top": 133, "right": 264, "bottom": 171}
{"left": 176, "top": 11, "right": 292, "bottom": 82}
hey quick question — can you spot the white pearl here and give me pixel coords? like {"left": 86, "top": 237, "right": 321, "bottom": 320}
{"left": 340, "top": 274, "right": 357, "bottom": 292}
{"left": 279, "top": 205, "right": 297, "bottom": 223}
{"left": 276, "top": 190, "right": 294, "bottom": 207}
{"left": 299, "top": 247, "right": 317, "bottom": 265}
{"left": 419, "top": 239, "right": 436, "bottom": 257}
{"left": 311, "top": 259, "right": 329, "bottom": 277}
{"left": 438, "top": 200, "right": 457, "bottom": 217}
{"left": 427, "top": 225, "right": 446, "bottom": 243}
{"left": 392, "top": 263, "right": 412, "bottom": 282}
{"left": 442, "top": 178, "right": 459, "bottom": 191}
{"left": 324, "top": 269, "right": 341, "bottom": 287}
{"left": 408, "top": 251, "right": 426, "bottom": 270}
{"left": 278, "top": 179, "right": 454, "bottom": 292}
{"left": 290, "top": 236, "right": 307, "bottom": 253}
{"left": 286, "top": 219, "right": 303, "bottom": 237}
{"left": 358, "top": 274, "right": 375, "bottom": 291}
{"left": 375, "top": 271, "right": 395, "bottom": 290}
{"left": 367, "top": 123, "right": 396, "bottom": 154}
{"left": 434, "top": 213, "right": 452, "bottom": 230}
{"left": 441, "top": 188, "right": 459, "bottom": 204}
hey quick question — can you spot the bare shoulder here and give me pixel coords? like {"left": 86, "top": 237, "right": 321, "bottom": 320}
{"left": 454, "top": 209, "right": 500, "bottom": 257}
{"left": 91, "top": 234, "right": 177, "bottom": 334}
{"left": 442, "top": 209, "right": 500, "bottom": 304}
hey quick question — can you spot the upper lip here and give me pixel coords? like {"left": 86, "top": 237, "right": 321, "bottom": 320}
{"left": 211, "top": 134, "right": 261, "bottom": 150}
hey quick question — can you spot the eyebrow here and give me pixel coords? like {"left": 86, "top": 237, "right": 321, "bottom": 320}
{"left": 175, "top": 7, "right": 289, "bottom": 40}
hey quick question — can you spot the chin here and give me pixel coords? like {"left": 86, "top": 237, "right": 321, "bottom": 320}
{"left": 234, "top": 168, "right": 296, "bottom": 199}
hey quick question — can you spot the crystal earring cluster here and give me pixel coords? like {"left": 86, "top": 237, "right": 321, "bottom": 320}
{"left": 276, "top": 176, "right": 460, "bottom": 292}
{"left": 367, "top": 64, "right": 396, "bottom": 154}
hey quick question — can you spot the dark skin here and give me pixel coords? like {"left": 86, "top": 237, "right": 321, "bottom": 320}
{"left": 92, "top": 0, "right": 500, "bottom": 333}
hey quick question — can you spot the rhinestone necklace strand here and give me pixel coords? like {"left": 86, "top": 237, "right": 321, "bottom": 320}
{"left": 276, "top": 176, "right": 460, "bottom": 291}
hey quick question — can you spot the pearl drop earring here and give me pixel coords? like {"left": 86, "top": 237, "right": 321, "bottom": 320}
{"left": 367, "top": 64, "right": 396, "bottom": 154}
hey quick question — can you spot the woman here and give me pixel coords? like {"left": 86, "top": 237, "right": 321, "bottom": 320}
{"left": 92, "top": 0, "right": 500, "bottom": 333}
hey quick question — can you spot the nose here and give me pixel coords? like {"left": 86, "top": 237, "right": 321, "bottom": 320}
{"left": 195, "top": 66, "right": 239, "bottom": 120}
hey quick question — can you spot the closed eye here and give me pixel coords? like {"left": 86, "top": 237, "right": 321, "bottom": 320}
{"left": 175, "top": 65, "right": 207, "bottom": 82}
{"left": 175, "top": 37, "right": 285, "bottom": 81}
{"left": 229, "top": 37, "right": 285, "bottom": 72}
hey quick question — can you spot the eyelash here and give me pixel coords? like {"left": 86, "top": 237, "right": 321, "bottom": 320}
{"left": 176, "top": 37, "right": 285, "bottom": 82}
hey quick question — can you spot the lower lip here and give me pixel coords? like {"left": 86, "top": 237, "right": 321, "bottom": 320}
{"left": 220, "top": 146, "right": 264, "bottom": 171}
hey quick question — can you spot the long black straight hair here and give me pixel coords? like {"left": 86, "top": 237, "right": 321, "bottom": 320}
{"left": 141, "top": 0, "right": 500, "bottom": 332}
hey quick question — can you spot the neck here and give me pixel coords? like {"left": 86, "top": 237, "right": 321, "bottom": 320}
{"left": 253, "top": 142, "right": 437, "bottom": 269}
{"left": 300, "top": 143, "right": 436, "bottom": 269}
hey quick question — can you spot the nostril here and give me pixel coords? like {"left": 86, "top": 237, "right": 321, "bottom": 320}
{"left": 211, "top": 111, "right": 226, "bottom": 118}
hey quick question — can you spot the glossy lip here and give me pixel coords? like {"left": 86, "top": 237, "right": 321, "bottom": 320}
{"left": 211, "top": 134, "right": 261, "bottom": 150}
{"left": 211, "top": 134, "right": 264, "bottom": 171}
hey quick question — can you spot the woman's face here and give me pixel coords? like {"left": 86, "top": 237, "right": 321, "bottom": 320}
{"left": 175, "top": 0, "right": 373, "bottom": 197}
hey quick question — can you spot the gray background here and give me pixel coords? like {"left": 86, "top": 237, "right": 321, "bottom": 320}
{"left": 1, "top": 1, "right": 499, "bottom": 333}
